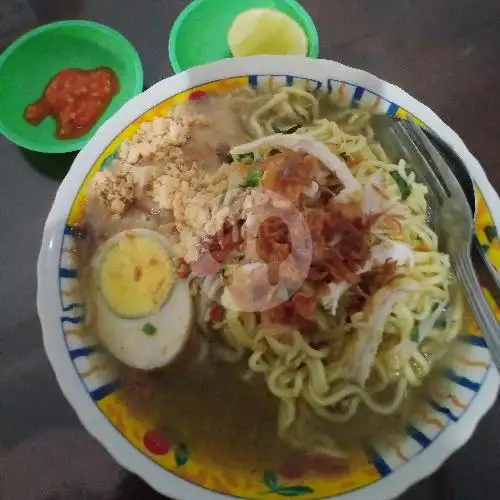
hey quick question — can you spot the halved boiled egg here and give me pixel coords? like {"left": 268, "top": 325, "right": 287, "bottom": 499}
{"left": 90, "top": 228, "right": 192, "bottom": 370}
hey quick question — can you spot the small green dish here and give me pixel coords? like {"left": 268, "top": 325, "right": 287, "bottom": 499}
{"left": 168, "top": 0, "right": 319, "bottom": 73}
{"left": 0, "top": 20, "right": 143, "bottom": 153}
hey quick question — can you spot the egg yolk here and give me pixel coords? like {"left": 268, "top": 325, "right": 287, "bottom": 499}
{"left": 99, "top": 234, "right": 173, "bottom": 318}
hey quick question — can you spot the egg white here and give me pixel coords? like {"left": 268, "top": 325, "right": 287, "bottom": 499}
{"left": 90, "top": 229, "right": 193, "bottom": 370}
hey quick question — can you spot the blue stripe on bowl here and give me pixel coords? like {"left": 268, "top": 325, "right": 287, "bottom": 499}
{"left": 351, "top": 86, "right": 365, "bottom": 108}
{"left": 69, "top": 346, "right": 98, "bottom": 360}
{"left": 315, "top": 81, "right": 322, "bottom": 91}
{"left": 327, "top": 79, "right": 334, "bottom": 93}
{"left": 90, "top": 381, "right": 120, "bottom": 401}
{"left": 61, "top": 315, "right": 84, "bottom": 325}
{"left": 459, "top": 334, "right": 488, "bottom": 348}
{"left": 387, "top": 102, "right": 399, "bottom": 116}
{"left": 429, "top": 400, "right": 459, "bottom": 422}
{"left": 285, "top": 75, "right": 294, "bottom": 86}
{"left": 248, "top": 75, "right": 258, "bottom": 88}
{"left": 366, "top": 445, "right": 392, "bottom": 477}
{"left": 63, "top": 224, "right": 85, "bottom": 237}
{"left": 60, "top": 267, "right": 77, "bottom": 279}
{"left": 443, "top": 368, "right": 481, "bottom": 392}
{"left": 407, "top": 426, "right": 432, "bottom": 448}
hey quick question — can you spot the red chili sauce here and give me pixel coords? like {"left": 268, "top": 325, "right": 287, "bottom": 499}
{"left": 24, "top": 67, "right": 119, "bottom": 140}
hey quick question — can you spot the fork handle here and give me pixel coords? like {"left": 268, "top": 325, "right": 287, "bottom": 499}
{"left": 401, "top": 120, "right": 500, "bottom": 360}
{"left": 422, "top": 128, "right": 500, "bottom": 303}
{"left": 456, "top": 251, "right": 500, "bottom": 365}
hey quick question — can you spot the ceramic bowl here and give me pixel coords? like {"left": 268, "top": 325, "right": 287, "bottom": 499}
{"left": 37, "top": 56, "right": 500, "bottom": 500}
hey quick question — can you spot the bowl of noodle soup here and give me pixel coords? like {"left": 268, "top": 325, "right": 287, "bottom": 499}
{"left": 38, "top": 56, "right": 500, "bottom": 500}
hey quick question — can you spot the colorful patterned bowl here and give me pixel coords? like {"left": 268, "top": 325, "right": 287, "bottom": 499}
{"left": 37, "top": 57, "right": 500, "bottom": 500}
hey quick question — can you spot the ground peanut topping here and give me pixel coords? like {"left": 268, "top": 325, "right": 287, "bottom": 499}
{"left": 89, "top": 98, "right": 249, "bottom": 262}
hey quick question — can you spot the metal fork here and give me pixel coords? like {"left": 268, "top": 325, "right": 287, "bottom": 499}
{"left": 372, "top": 116, "right": 500, "bottom": 370}
{"left": 421, "top": 129, "right": 500, "bottom": 301}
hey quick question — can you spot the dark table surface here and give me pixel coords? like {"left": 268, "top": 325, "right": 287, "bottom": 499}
{"left": 1, "top": 1, "right": 500, "bottom": 499}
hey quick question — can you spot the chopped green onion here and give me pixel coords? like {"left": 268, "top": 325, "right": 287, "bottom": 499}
{"left": 227, "top": 152, "right": 254, "bottom": 165}
{"left": 484, "top": 225, "right": 498, "bottom": 243}
{"left": 142, "top": 322, "right": 157, "bottom": 335}
{"left": 410, "top": 324, "right": 419, "bottom": 343}
{"left": 236, "top": 152, "right": 254, "bottom": 161}
{"left": 390, "top": 170, "right": 412, "bottom": 200}
{"left": 241, "top": 168, "right": 262, "bottom": 188}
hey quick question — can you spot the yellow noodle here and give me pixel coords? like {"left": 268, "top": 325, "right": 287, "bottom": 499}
{"left": 203, "top": 85, "right": 462, "bottom": 457}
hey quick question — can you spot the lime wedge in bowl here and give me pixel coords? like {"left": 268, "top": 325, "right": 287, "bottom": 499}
{"left": 228, "top": 8, "right": 308, "bottom": 57}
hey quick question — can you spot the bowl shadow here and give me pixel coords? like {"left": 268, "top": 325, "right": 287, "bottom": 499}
{"left": 20, "top": 146, "right": 77, "bottom": 182}
{"left": 113, "top": 474, "right": 170, "bottom": 500}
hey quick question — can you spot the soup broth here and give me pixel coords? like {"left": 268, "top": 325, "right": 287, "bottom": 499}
{"left": 115, "top": 338, "right": 459, "bottom": 470}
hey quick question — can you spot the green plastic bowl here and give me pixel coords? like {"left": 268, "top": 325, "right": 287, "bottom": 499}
{"left": 0, "top": 20, "right": 143, "bottom": 153}
{"left": 169, "top": 0, "right": 319, "bottom": 73}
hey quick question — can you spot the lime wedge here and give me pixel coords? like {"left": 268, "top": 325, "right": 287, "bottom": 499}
{"left": 228, "top": 8, "right": 308, "bottom": 57}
